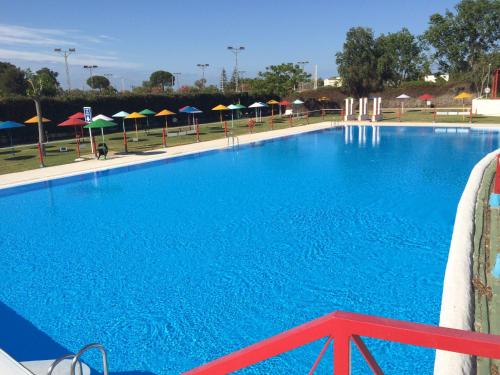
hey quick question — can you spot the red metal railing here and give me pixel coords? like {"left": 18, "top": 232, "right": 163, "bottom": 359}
{"left": 184, "top": 311, "right": 500, "bottom": 374}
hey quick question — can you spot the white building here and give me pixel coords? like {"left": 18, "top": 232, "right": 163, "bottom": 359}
{"left": 424, "top": 73, "right": 450, "bottom": 83}
{"left": 324, "top": 77, "right": 342, "bottom": 87}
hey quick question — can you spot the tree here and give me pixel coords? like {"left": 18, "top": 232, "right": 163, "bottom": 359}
{"left": 336, "top": 27, "right": 380, "bottom": 96}
{"left": 25, "top": 69, "right": 53, "bottom": 166}
{"left": 87, "top": 75, "right": 110, "bottom": 90}
{"left": 194, "top": 78, "right": 206, "bottom": 90}
{"left": 469, "top": 52, "right": 500, "bottom": 97}
{"left": 252, "top": 63, "right": 311, "bottom": 96}
{"left": 35, "top": 67, "right": 60, "bottom": 96}
{"left": 149, "top": 70, "right": 174, "bottom": 91}
{"left": 423, "top": 0, "right": 500, "bottom": 74}
{"left": 376, "top": 28, "right": 424, "bottom": 87}
{"left": 229, "top": 67, "right": 238, "bottom": 92}
{"left": 0, "top": 62, "right": 26, "bottom": 96}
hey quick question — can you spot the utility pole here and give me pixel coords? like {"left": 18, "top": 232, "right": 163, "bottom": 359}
{"left": 196, "top": 64, "right": 209, "bottom": 87}
{"left": 297, "top": 61, "right": 309, "bottom": 91}
{"left": 54, "top": 48, "right": 76, "bottom": 90}
{"left": 83, "top": 65, "right": 98, "bottom": 89}
{"left": 227, "top": 46, "right": 245, "bottom": 92}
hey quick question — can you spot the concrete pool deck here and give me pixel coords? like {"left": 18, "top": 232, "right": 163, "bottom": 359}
{"left": 1, "top": 120, "right": 500, "bottom": 190}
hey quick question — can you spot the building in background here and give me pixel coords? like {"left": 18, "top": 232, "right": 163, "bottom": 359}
{"left": 323, "top": 76, "right": 342, "bottom": 87}
{"left": 424, "top": 73, "right": 450, "bottom": 83}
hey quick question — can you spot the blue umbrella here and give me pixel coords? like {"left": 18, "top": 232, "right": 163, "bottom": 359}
{"left": 0, "top": 121, "right": 25, "bottom": 155}
{"left": 179, "top": 106, "right": 203, "bottom": 126}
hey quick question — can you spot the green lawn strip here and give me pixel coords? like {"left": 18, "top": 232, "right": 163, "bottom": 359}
{"left": 473, "top": 160, "right": 498, "bottom": 374}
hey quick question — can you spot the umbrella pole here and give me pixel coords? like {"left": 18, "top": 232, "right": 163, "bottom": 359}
{"left": 231, "top": 111, "right": 234, "bottom": 129}
{"left": 122, "top": 119, "right": 128, "bottom": 153}
{"left": 89, "top": 127, "right": 95, "bottom": 157}
{"left": 135, "top": 119, "right": 139, "bottom": 140}
{"left": 101, "top": 128, "right": 105, "bottom": 143}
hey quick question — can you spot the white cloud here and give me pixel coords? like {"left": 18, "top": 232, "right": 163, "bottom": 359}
{"left": 0, "top": 48, "right": 140, "bottom": 69}
{"left": 0, "top": 23, "right": 139, "bottom": 70}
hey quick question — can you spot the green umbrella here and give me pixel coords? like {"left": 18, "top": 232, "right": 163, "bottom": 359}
{"left": 84, "top": 119, "right": 117, "bottom": 142}
{"left": 139, "top": 109, "right": 155, "bottom": 134}
{"left": 227, "top": 104, "right": 246, "bottom": 128}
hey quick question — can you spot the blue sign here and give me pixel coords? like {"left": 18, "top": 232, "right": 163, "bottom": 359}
{"left": 83, "top": 107, "right": 92, "bottom": 123}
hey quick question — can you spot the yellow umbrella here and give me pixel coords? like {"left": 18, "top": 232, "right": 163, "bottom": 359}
{"left": 454, "top": 92, "right": 473, "bottom": 100}
{"left": 155, "top": 109, "right": 176, "bottom": 147}
{"left": 125, "top": 112, "right": 146, "bottom": 140}
{"left": 454, "top": 92, "right": 473, "bottom": 118}
{"left": 24, "top": 116, "right": 51, "bottom": 124}
{"left": 212, "top": 104, "right": 229, "bottom": 124}
{"left": 267, "top": 99, "right": 280, "bottom": 119}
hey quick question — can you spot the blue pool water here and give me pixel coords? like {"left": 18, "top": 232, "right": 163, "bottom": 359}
{"left": 0, "top": 126, "right": 498, "bottom": 374}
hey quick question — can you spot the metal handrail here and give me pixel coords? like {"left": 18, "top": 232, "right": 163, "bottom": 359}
{"left": 70, "top": 343, "right": 108, "bottom": 375}
{"left": 47, "top": 354, "right": 83, "bottom": 375}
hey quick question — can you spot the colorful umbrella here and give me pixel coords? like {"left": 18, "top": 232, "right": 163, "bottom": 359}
{"left": 112, "top": 111, "right": 130, "bottom": 153}
{"left": 212, "top": 104, "right": 229, "bottom": 124}
{"left": 396, "top": 94, "right": 411, "bottom": 113}
{"left": 293, "top": 99, "right": 304, "bottom": 118}
{"left": 227, "top": 104, "right": 245, "bottom": 128}
{"left": 179, "top": 106, "right": 203, "bottom": 141}
{"left": 24, "top": 116, "right": 51, "bottom": 124}
{"left": 140, "top": 109, "right": 156, "bottom": 134}
{"left": 0, "top": 120, "right": 24, "bottom": 155}
{"left": 84, "top": 119, "right": 117, "bottom": 142}
{"left": 92, "top": 114, "right": 114, "bottom": 121}
{"left": 155, "top": 109, "right": 176, "bottom": 147}
{"left": 69, "top": 112, "right": 85, "bottom": 120}
{"left": 279, "top": 100, "right": 290, "bottom": 117}
{"left": 267, "top": 99, "right": 280, "bottom": 120}
{"left": 248, "top": 102, "right": 267, "bottom": 122}
{"left": 454, "top": 92, "right": 473, "bottom": 117}
{"left": 58, "top": 118, "right": 86, "bottom": 157}
{"left": 125, "top": 112, "right": 146, "bottom": 140}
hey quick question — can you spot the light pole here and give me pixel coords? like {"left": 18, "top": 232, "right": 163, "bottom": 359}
{"left": 196, "top": 64, "right": 209, "bottom": 87}
{"left": 54, "top": 48, "right": 76, "bottom": 90}
{"left": 173, "top": 72, "right": 181, "bottom": 91}
{"left": 297, "top": 61, "right": 309, "bottom": 91}
{"left": 227, "top": 46, "right": 245, "bottom": 92}
{"left": 83, "top": 65, "right": 98, "bottom": 89}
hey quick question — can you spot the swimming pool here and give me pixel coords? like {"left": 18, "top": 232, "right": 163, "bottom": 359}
{"left": 0, "top": 126, "right": 498, "bottom": 374}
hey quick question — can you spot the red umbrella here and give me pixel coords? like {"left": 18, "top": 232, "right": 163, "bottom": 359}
{"left": 58, "top": 117, "right": 87, "bottom": 157}
{"left": 69, "top": 112, "right": 85, "bottom": 119}
{"left": 418, "top": 94, "right": 434, "bottom": 101}
{"left": 278, "top": 100, "right": 290, "bottom": 117}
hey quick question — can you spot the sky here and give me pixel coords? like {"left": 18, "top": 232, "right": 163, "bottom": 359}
{"left": 0, "top": 0, "right": 460, "bottom": 90}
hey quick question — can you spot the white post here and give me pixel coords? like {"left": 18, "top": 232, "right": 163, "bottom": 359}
{"left": 377, "top": 97, "right": 382, "bottom": 117}
{"left": 372, "top": 98, "right": 377, "bottom": 122}
{"left": 344, "top": 98, "right": 349, "bottom": 121}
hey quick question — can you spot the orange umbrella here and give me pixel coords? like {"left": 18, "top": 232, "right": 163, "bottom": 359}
{"left": 155, "top": 109, "right": 176, "bottom": 147}
{"left": 125, "top": 112, "right": 146, "bottom": 140}
{"left": 24, "top": 116, "right": 51, "bottom": 124}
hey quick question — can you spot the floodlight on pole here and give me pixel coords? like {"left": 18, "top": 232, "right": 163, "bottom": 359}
{"left": 196, "top": 64, "right": 209, "bottom": 86}
{"left": 54, "top": 48, "right": 76, "bottom": 90}
{"left": 227, "top": 46, "right": 245, "bottom": 92}
{"left": 83, "top": 65, "right": 98, "bottom": 89}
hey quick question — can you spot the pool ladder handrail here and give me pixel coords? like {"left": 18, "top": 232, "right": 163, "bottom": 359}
{"left": 46, "top": 354, "right": 83, "bottom": 375}
{"left": 227, "top": 134, "right": 240, "bottom": 148}
{"left": 46, "top": 343, "right": 108, "bottom": 375}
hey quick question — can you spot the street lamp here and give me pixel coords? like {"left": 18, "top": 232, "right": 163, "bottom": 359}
{"left": 297, "top": 61, "right": 309, "bottom": 91}
{"left": 54, "top": 48, "right": 76, "bottom": 90}
{"left": 196, "top": 64, "right": 209, "bottom": 87}
{"left": 83, "top": 65, "right": 98, "bottom": 89}
{"left": 227, "top": 46, "right": 245, "bottom": 92}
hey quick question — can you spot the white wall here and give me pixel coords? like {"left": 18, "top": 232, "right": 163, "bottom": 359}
{"left": 472, "top": 99, "right": 500, "bottom": 117}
